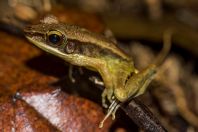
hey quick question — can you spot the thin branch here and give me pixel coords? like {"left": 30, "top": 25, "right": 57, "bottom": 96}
{"left": 121, "top": 99, "right": 167, "bottom": 132}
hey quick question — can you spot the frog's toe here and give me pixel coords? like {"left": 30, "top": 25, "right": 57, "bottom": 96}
{"left": 102, "top": 90, "right": 108, "bottom": 108}
{"left": 102, "top": 98, "right": 108, "bottom": 108}
{"left": 102, "top": 88, "right": 114, "bottom": 108}
{"left": 111, "top": 103, "right": 120, "bottom": 120}
{"left": 107, "top": 94, "right": 113, "bottom": 103}
{"left": 99, "top": 99, "right": 120, "bottom": 128}
{"left": 107, "top": 89, "right": 114, "bottom": 103}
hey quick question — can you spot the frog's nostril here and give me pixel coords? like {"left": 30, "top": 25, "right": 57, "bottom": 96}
{"left": 24, "top": 26, "right": 33, "bottom": 32}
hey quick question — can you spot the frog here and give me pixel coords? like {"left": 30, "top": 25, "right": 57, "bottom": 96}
{"left": 24, "top": 15, "right": 171, "bottom": 128}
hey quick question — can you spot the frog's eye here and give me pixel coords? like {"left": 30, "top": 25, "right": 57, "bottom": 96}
{"left": 47, "top": 30, "right": 63, "bottom": 46}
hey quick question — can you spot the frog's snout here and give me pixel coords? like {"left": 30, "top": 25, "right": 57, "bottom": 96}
{"left": 23, "top": 25, "right": 45, "bottom": 38}
{"left": 24, "top": 25, "right": 33, "bottom": 32}
{"left": 24, "top": 25, "right": 34, "bottom": 36}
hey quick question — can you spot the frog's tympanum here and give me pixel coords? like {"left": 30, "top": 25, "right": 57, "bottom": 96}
{"left": 24, "top": 15, "right": 171, "bottom": 128}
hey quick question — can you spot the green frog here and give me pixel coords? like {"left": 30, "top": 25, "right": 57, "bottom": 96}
{"left": 24, "top": 15, "right": 171, "bottom": 128}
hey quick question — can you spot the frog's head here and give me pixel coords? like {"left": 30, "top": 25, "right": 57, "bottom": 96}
{"left": 24, "top": 15, "right": 100, "bottom": 66}
{"left": 24, "top": 15, "right": 74, "bottom": 57}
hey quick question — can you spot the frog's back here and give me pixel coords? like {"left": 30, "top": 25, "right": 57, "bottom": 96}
{"left": 62, "top": 24, "right": 131, "bottom": 61}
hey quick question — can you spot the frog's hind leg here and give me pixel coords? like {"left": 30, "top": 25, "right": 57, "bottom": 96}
{"left": 99, "top": 99, "right": 120, "bottom": 128}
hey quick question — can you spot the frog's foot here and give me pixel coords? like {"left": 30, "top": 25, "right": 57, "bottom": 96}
{"left": 102, "top": 89, "right": 108, "bottom": 108}
{"left": 107, "top": 89, "right": 114, "bottom": 103}
{"left": 99, "top": 99, "right": 120, "bottom": 128}
{"left": 68, "top": 64, "right": 75, "bottom": 83}
{"left": 89, "top": 76, "right": 104, "bottom": 86}
{"left": 108, "top": 100, "right": 120, "bottom": 120}
{"left": 102, "top": 88, "right": 114, "bottom": 108}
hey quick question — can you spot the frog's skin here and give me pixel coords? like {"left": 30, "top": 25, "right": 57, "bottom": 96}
{"left": 24, "top": 15, "right": 171, "bottom": 128}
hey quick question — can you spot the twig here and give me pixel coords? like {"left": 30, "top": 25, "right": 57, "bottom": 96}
{"left": 121, "top": 99, "right": 167, "bottom": 132}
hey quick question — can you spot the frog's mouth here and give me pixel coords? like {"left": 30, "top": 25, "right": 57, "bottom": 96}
{"left": 24, "top": 26, "right": 46, "bottom": 44}
{"left": 25, "top": 35, "right": 67, "bottom": 59}
{"left": 24, "top": 26, "right": 57, "bottom": 55}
